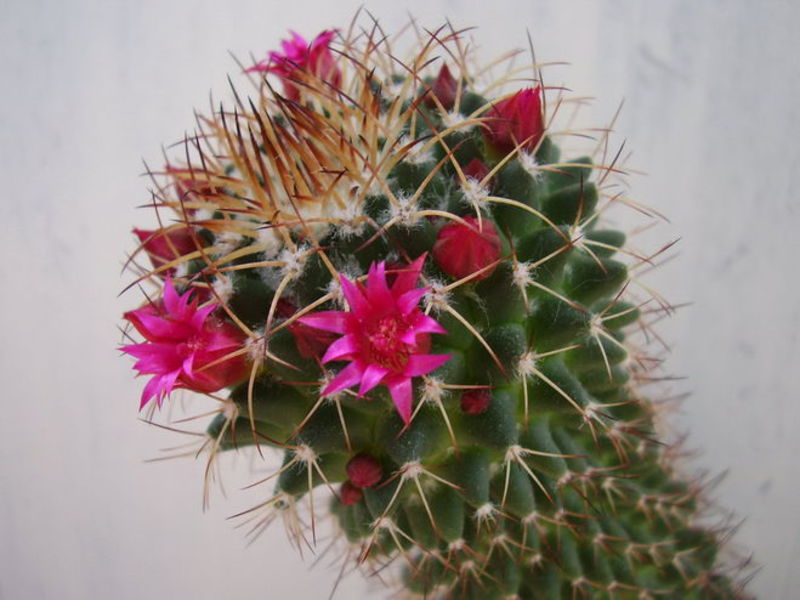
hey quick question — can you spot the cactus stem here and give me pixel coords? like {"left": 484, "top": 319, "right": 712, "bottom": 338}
{"left": 518, "top": 150, "right": 544, "bottom": 179}
{"left": 488, "top": 195, "right": 568, "bottom": 240}
{"left": 598, "top": 302, "right": 644, "bottom": 326}
{"left": 412, "top": 382, "right": 459, "bottom": 453}
{"left": 530, "top": 278, "right": 586, "bottom": 311}
{"left": 384, "top": 522, "right": 420, "bottom": 570}
{"left": 246, "top": 337, "right": 298, "bottom": 373}
{"left": 240, "top": 351, "right": 266, "bottom": 455}
{"left": 439, "top": 256, "right": 506, "bottom": 292}
{"left": 264, "top": 271, "right": 295, "bottom": 338}
{"left": 242, "top": 445, "right": 310, "bottom": 490}
{"left": 459, "top": 178, "right": 491, "bottom": 212}
{"left": 333, "top": 397, "right": 353, "bottom": 454}
{"left": 266, "top": 290, "right": 336, "bottom": 337}
{"left": 503, "top": 445, "right": 552, "bottom": 503}
{"left": 420, "top": 376, "right": 446, "bottom": 404}
{"left": 412, "top": 478, "right": 444, "bottom": 538}
{"left": 473, "top": 503, "right": 498, "bottom": 531}
{"left": 439, "top": 302, "right": 506, "bottom": 375}
{"left": 422, "top": 280, "right": 450, "bottom": 314}
{"left": 523, "top": 240, "right": 573, "bottom": 271}
{"left": 360, "top": 516, "right": 406, "bottom": 564}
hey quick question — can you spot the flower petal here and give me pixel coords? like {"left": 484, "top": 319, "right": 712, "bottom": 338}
{"left": 366, "top": 261, "right": 393, "bottom": 309}
{"left": 131, "top": 311, "right": 193, "bottom": 341}
{"left": 161, "top": 277, "right": 182, "bottom": 315}
{"left": 321, "top": 334, "right": 358, "bottom": 363}
{"left": 412, "top": 313, "right": 448, "bottom": 335}
{"left": 339, "top": 277, "right": 368, "bottom": 313}
{"left": 298, "top": 311, "right": 348, "bottom": 333}
{"left": 358, "top": 364, "right": 390, "bottom": 397}
{"left": 182, "top": 352, "right": 195, "bottom": 377}
{"left": 190, "top": 303, "right": 217, "bottom": 330}
{"left": 140, "top": 375, "right": 162, "bottom": 409}
{"left": 392, "top": 253, "right": 427, "bottom": 295}
{"left": 156, "top": 370, "right": 181, "bottom": 406}
{"left": 122, "top": 342, "right": 184, "bottom": 373}
{"left": 140, "top": 370, "right": 180, "bottom": 409}
{"left": 399, "top": 314, "right": 446, "bottom": 345}
{"left": 322, "top": 361, "right": 364, "bottom": 397}
{"left": 396, "top": 287, "right": 428, "bottom": 316}
{"left": 386, "top": 377, "right": 413, "bottom": 424}
{"left": 124, "top": 304, "right": 162, "bottom": 339}
{"left": 403, "top": 353, "right": 452, "bottom": 377}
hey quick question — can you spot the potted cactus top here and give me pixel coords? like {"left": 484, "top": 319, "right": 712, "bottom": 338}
{"left": 120, "top": 18, "right": 750, "bottom": 600}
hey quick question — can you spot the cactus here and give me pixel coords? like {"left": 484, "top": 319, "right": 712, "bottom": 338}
{"left": 120, "top": 19, "right": 750, "bottom": 599}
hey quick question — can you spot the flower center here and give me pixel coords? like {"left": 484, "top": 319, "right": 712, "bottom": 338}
{"left": 364, "top": 316, "right": 409, "bottom": 371}
{"left": 176, "top": 335, "right": 204, "bottom": 358}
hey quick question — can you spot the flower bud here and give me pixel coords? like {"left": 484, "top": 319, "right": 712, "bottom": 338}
{"left": 426, "top": 64, "right": 458, "bottom": 111}
{"left": 134, "top": 228, "right": 198, "bottom": 276}
{"left": 165, "top": 164, "right": 220, "bottom": 205}
{"left": 277, "top": 300, "right": 338, "bottom": 359}
{"left": 340, "top": 481, "right": 363, "bottom": 506}
{"left": 346, "top": 453, "right": 384, "bottom": 489}
{"left": 460, "top": 389, "right": 492, "bottom": 415}
{"left": 483, "top": 87, "right": 544, "bottom": 155}
{"left": 433, "top": 216, "right": 502, "bottom": 281}
{"left": 462, "top": 158, "right": 491, "bottom": 185}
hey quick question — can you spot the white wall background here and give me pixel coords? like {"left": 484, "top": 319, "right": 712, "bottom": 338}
{"left": 1, "top": 0, "right": 798, "bottom": 598}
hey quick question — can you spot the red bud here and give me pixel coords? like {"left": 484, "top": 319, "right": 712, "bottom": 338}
{"left": 484, "top": 87, "right": 544, "bottom": 155}
{"left": 427, "top": 64, "right": 458, "bottom": 110}
{"left": 278, "top": 299, "right": 339, "bottom": 359}
{"left": 433, "top": 216, "right": 502, "bottom": 281}
{"left": 460, "top": 389, "right": 491, "bottom": 415}
{"left": 462, "top": 158, "right": 492, "bottom": 188}
{"left": 340, "top": 481, "right": 363, "bottom": 505}
{"left": 346, "top": 453, "right": 384, "bottom": 488}
{"left": 133, "top": 228, "right": 198, "bottom": 276}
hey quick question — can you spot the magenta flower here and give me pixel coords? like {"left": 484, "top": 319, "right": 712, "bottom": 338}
{"left": 248, "top": 30, "right": 341, "bottom": 100}
{"left": 483, "top": 87, "right": 545, "bottom": 155}
{"left": 299, "top": 256, "right": 451, "bottom": 424}
{"left": 122, "top": 279, "right": 249, "bottom": 409}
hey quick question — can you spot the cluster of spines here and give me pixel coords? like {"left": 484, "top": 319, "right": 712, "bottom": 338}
{"left": 124, "top": 19, "right": 748, "bottom": 600}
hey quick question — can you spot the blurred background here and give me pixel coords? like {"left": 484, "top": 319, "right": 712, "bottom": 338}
{"left": 1, "top": 0, "right": 797, "bottom": 598}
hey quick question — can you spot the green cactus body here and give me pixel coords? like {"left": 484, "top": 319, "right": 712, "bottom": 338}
{"left": 121, "top": 21, "right": 748, "bottom": 599}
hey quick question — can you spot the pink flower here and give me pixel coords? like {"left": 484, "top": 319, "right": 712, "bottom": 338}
{"left": 122, "top": 279, "right": 249, "bottom": 409}
{"left": 483, "top": 87, "right": 544, "bottom": 155}
{"left": 426, "top": 64, "right": 458, "bottom": 111}
{"left": 299, "top": 256, "right": 451, "bottom": 424}
{"left": 133, "top": 228, "right": 198, "bottom": 276}
{"left": 248, "top": 30, "right": 341, "bottom": 100}
{"left": 432, "top": 216, "right": 502, "bottom": 281}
